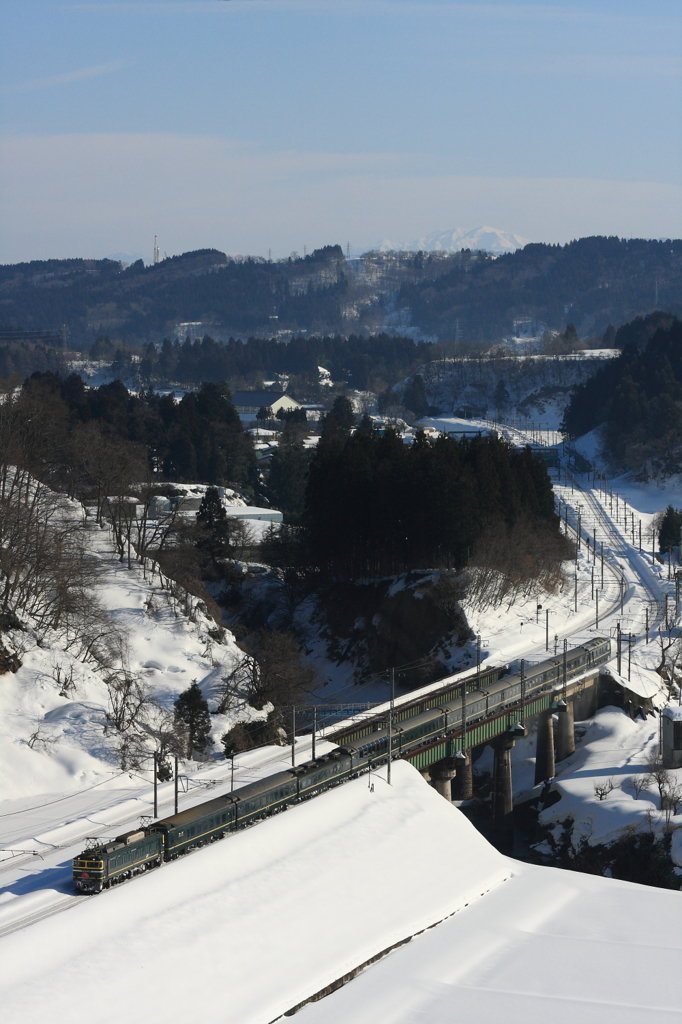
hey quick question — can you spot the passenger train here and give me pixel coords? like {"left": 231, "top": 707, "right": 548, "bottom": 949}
{"left": 73, "top": 637, "right": 610, "bottom": 893}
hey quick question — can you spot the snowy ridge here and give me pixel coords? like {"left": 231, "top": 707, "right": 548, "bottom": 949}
{"left": 376, "top": 225, "right": 531, "bottom": 255}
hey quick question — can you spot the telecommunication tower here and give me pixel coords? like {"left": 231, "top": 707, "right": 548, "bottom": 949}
{"left": 153, "top": 236, "right": 160, "bottom": 265}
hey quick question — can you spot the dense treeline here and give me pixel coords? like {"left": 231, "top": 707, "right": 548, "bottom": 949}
{"left": 397, "top": 237, "right": 682, "bottom": 341}
{"left": 561, "top": 313, "right": 682, "bottom": 473}
{"left": 12, "top": 372, "right": 256, "bottom": 490}
{"left": 0, "top": 247, "right": 351, "bottom": 345}
{"left": 302, "top": 417, "right": 563, "bottom": 577}
{"left": 3, "top": 236, "right": 680, "bottom": 347}
{"left": 0, "top": 339, "right": 66, "bottom": 379}
{"left": 131, "top": 332, "right": 441, "bottom": 392}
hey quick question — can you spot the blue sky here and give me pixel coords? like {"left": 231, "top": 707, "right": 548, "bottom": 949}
{"left": 1, "top": 0, "right": 680, "bottom": 261}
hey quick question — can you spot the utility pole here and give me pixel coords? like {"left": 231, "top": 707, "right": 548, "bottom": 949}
{"left": 228, "top": 753, "right": 235, "bottom": 793}
{"left": 591, "top": 567, "right": 594, "bottom": 601}
{"left": 574, "top": 570, "right": 578, "bottom": 613}
{"left": 596, "top": 590, "right": 599, "bottom": 630}
{"left": 387, "top": 667, "right": 395, "bottom": 786}
{"left": 461, "top": 679, "right": 467, "bottom": 749}
{"left": 617, "top": 622, "right": 622, "bottom": 675}
{"left": 645, "top": 606, "right": 649, "bottom": 644}
{"left": 174, "top": 755, "right": 179, "bottom": 815}
{"left": 291, "top": 706, "right": 296, "bottom": 766}
{"left": 600, "top": 541, "right": 604, "bottom": 587}
{"left": 153, "top": 751, "right": 158, "bottom": 818}
{"left": 476, "top": 634, "right": 481, "bottom": 688}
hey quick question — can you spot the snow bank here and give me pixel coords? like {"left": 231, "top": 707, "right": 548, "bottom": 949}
{"left": 299, "top": 862, "right": 682, "bottom": 1024}
{"left": 0, "top": 762, "right": 510, "bottom": 1024}
{"left": 540, "top": 706, "right": 682, "bottom": 846}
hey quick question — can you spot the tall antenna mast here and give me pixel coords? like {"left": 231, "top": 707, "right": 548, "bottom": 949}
{"left": 153, "top": 235, "right": 160, "bottom": 265}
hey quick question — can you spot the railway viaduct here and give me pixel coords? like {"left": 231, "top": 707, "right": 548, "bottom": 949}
{"left": 329, "top": 658, "right": 615, "bottom": 851}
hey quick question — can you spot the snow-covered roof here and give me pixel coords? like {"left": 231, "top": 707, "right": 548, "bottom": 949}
{"left": 663, "top": 705, "right": 682, "bottom": 722}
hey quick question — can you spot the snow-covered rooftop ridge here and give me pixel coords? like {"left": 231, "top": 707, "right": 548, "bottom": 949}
{"left": 663, "top": 704, "right": 682, "bottom": 721}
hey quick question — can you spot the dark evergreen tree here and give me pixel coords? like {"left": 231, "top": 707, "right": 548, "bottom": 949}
{"left": 321, "top": 395, "right": 355, "bottom": 441}
{"left": 196, "top": 486, "right": 232, "bottom": 564}
{"left": 402, "top": 374, "right": 429, "bottom": 418}
{"left": 267, "top": 439, "right": 314, "bottom": 523}
{"left": 659, "top": 506, "right": 682, "bottom": 552}
{"left": 493, "top": 379, "right": 510, "bottom": 408}
{"left": 174, "top": 682, "right": 213, "bottom": 759}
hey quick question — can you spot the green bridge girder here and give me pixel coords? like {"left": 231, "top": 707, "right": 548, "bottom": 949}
{"left": 402, "top": 671, "right": 598, "bottom": 771}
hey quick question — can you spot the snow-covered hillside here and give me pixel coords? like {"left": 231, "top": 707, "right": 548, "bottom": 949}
{"left": 403, "top": 351, "right": 618, "bottom": 429}
{"left": 0, "top": 503, "right": 252, "bottom": 813}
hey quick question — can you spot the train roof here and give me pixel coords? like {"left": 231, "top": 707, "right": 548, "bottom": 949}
{"left": 154, "top": 770, "right": 298, "bottom": 829}
{"left": 154, "top": 792, "right": 235, "bottom": 829}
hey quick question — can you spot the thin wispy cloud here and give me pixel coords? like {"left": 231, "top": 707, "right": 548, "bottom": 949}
{"left": 7, "top": 61, "right": 125, "bottom": 93}
{"left": 63, "top": 1, "right": 662, "bottom": 30}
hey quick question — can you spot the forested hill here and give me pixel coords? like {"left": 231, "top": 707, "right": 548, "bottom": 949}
{"left": 397, "top": 236, "right": 682, "bottom": 341}
{"left": 561, "top": 313, "right": 682, "bottom": 475}
{"left": 1, "top": 237, "right": 680, "bottom": 348}
{"left": 0, "top": 246, "right": 352, "bottom": 347}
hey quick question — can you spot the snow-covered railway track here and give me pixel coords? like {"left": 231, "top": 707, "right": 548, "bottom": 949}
{"left": 571, "top": 481, "right": 665, "bottom": 634}
{"left": 0, "top": 738, "right": 324, "bottom": 877}
{"left": 0, "top": 893, "right": 88, "bottom": 939}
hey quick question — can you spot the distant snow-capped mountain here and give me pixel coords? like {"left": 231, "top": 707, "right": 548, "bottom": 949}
{"left": 375, "top": 226, "right": 532, "bottom": 255}
{"left": 106, "top": 250, "right": 144, "bottom": 266}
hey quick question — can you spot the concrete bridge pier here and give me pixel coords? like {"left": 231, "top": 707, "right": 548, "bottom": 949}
{"left": 534, "top": 709, "right": 556, "bottom": 784}
{"left": 491, "top": 735, "right": 515, "bottom": 852}
{"left": 430, "top": 758, "right": 458, "bottom": 801}
{"left": 453, "top": 750, "right": 473, "bottom": 801}
{"left": 556, "top": 700, "right": 575, "bottom": 762}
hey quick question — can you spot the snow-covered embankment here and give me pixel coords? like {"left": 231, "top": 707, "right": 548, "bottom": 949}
{"left": 0, "top": 761, "right": 508, "bottom": 1023}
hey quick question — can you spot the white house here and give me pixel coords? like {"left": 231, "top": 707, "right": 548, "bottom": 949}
{"left": 231, "top": 390, "right": 302, "bottom": 419}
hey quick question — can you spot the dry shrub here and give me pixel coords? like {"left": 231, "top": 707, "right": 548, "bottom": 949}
{"left": 467, "top": 517, "right": 573, "bottom": 611}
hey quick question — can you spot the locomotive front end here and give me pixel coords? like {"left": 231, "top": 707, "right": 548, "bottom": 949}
{"left": 73, "top": 854, "right": 105, "bottom": 894}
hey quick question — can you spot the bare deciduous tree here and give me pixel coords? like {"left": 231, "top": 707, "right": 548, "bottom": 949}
{"left": 627, "top": 774, "right": 649, "bottom": 800}
{"left": 594, "top": 777, "right": 616, "bottom": 801}
{"left": 217, "top": 630, "right": 318, "bottom": 713}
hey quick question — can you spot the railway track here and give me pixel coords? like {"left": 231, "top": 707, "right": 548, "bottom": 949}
{"left": 566, "top": 479, "right": 665, "bottom": 635}
{"left": 0, "top": 893, "right": 88, "bottom": 939}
